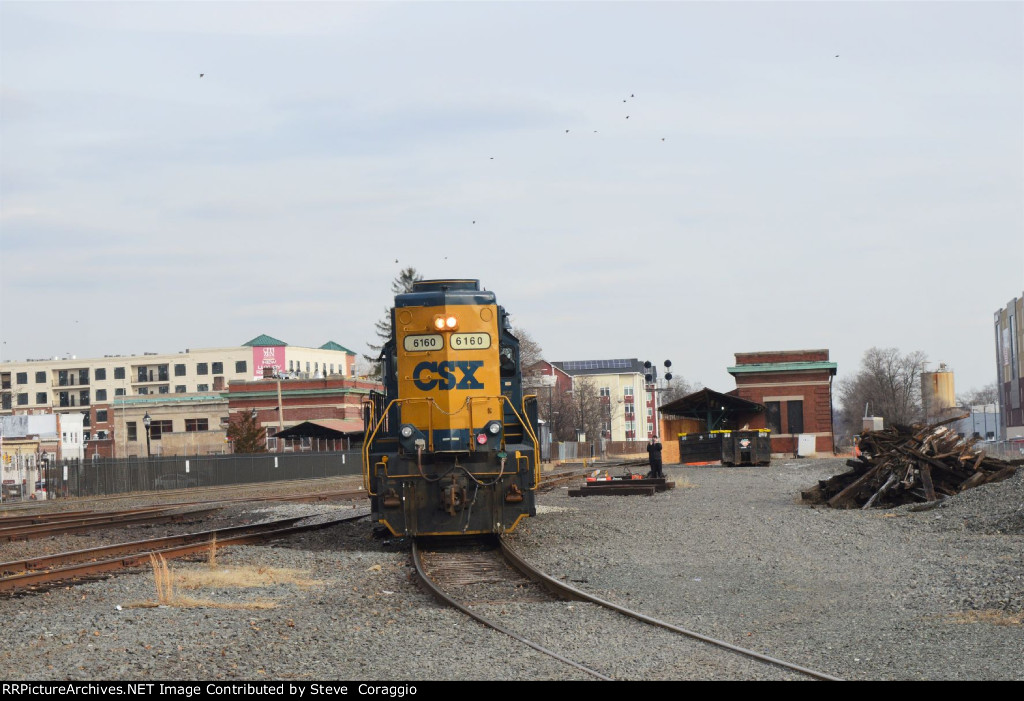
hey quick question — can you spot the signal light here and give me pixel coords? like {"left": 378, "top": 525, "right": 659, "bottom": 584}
{"left": 476, "top": 433, "right": 488, "bottom": 445}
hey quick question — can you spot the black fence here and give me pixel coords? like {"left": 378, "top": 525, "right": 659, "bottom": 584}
{"left": 39, "top": 450, "right": 363, "bottom": 499}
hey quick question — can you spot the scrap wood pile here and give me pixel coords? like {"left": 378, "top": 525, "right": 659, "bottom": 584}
{"left": 803, "top": 415, "right": 1023, "bottom": 509}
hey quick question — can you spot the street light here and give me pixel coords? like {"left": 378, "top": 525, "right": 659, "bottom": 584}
{"left": 143, "top": 411, "right": 152, "bottom": 458}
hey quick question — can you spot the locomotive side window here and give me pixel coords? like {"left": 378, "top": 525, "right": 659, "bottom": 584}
{"left": 499, "top": 345, "right": 517, "bottom": 377}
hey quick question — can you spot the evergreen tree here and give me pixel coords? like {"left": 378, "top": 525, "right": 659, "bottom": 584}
{"left": 227, "top": 410, "right": 267, "bottom": 454}
{"left": 364, "top": 267, "right": 423, "bottom": 377}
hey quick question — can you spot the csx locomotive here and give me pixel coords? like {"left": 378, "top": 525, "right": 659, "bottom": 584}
{"left": 362, "top": 279, "right": 539, "bottom": 537}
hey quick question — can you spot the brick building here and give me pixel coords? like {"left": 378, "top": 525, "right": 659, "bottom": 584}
{"left": 727, "top": 349, "right": 837, "bottom": 455}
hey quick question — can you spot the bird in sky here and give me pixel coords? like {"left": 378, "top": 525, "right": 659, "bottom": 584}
{"left": 200, "top": 73, "right": 205, "bottom": 77}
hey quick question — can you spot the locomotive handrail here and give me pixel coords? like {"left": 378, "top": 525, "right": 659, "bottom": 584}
{"left": 362, "top": 395, "right": 541, "bottom": 494}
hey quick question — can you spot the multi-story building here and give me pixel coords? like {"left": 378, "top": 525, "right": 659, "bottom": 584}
{"left": 0, "top": 334, "right": 357, "bottom": 423}
{"left": 550, "top": 358, "right": 655, "bottom": 441}
{"left": 994, "top": 294, "right": 1023, "bottom": 439}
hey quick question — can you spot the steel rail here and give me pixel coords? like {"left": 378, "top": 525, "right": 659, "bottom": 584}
{"left": 411, "top": 540, "right": 613, "bottom": 681}
{"left": 499, "top": 538, "right": 843, "bottom": 681}
{"left": 0, "top": 507, "right": 221, "bottom": 541}
{"left": 0, "top": 512, "right": 369, "bottom": 593}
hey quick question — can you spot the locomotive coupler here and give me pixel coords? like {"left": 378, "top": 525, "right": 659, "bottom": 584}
{"left": 441, "top": 473, "right": 467, "bottom": 516}
{"left": 504, "top": 483, "right": 524, "bottom": 504}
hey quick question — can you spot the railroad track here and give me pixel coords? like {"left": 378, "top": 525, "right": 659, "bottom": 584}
{"left": 0, "top": 511, "right": 369, "bottom": 596}
{"left": 412, "top": 537, "right": 842, "bottom": 681}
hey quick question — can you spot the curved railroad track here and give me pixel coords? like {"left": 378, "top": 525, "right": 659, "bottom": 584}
{"left": 0, "top": 511, "right": 369, "bottom": 596}
{"left": 412, "top": 537, "right": 842, "bottom": 681}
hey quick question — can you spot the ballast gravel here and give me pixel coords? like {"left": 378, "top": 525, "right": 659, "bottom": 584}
{"left": 0, "top": 458, "right": 1021, "bottom": 681}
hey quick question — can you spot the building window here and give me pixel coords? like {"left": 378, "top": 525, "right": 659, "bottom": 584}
{"left": 787, "top": 400, "right": 804, "bottom": 435}
{"left": 96, "top": 409, "right": 108, "bottom": 423}
{"left": 196, "top": 363, "right": 208, "bottom": 375}
{"left": 95, "top": 368, "right": 106, "bottom": 380}
{"left": 647, "top": 407, "right": 653, "bottom": 417}
{"left": 235, "top": 361, "right": 247, "bottom": 373}
{"left": 79, "top": 390, "right": 89, "bottom": 406}
{"left": 175, "top": 385, "right": 187, "bottom": 394}
{"left": 212, "top": 362, "right": 223, "bottom": 374}
{"left": 35, "top": 392, "right": 47, "bottom": 404}
{"left": 174, "top": 364, "right": 186, "bottom": 376}
{"left": 599, "top": 387, "right": 610, "bottom": 397}
{"left": 185, "top": 418, "right": 209, "bottom": 432}
{"left": 197, "top": 384, "right": 209, "bottom": 392}
{"left": 765, "top": 402, "right": 781, "bottom": 433}
{"left": 138, "top": 387, "right": 149, "bottom": 395}
{"left": 150, "top": 420, "right": 173, "bottom": 439}
{"left": 306, "top": 362, "right": 310, "bottom": 372}
{"left": 329, "top": 364, "right": 334, "bottom": 375}
{"left": 35, "top": 371, "right": 45, "bottom": 383}
{"left": 127, "top": 422, "right": 137, "bottom": 441}
{"left": 96, "top": 430, "right": 107, "bottom": 440}
{"left": 648, "top": 423, "right": 654, "bottom": 433}
{"left": 115, "top": 388, "right": 126, "bottom": 396}
{"left": 16, "top": 372, "right": 27, "bottom": 384}
{"left": 114, "top": 367, "right": 125, "bottom": 380}
{"left": 16, "top": 393, "right": 28, "bottom": 406}
{"left": 158, "top": 385, "right": 169, "bottom": 394}
{"left": 95, "top": 389, "right": 107, "bottom": 401}
{"left": 624, "top": 386, "right": 634, "bottom": 397}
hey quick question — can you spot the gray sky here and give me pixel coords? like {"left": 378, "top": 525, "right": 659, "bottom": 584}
{"left": 2, "top": 1, "right": 1022, "bottom": 399}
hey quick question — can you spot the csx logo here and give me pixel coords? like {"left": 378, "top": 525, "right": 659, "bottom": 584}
{"left": 412, "top": 361, "right": 485, "bottom": 391}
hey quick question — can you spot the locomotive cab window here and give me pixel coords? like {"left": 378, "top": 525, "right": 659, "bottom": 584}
{"left": 499, "top": 345, "right": 517, "bottom": 377}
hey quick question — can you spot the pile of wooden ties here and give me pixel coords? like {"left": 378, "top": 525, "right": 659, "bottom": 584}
{"left": 802, "top": 415, "right": 1022, "bottom": 509}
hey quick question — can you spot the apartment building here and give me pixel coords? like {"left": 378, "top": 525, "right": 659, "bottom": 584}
{"left": 0, "top": 335, "right": 358, "bottom": 430}
{"left": 994, "top": 294, "right": 1023, "bottom": 439}
{"left": 550, "top": 358, "right": 655, "bottom": 441}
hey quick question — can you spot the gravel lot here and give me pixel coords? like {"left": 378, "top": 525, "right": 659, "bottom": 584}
{"left": 0, "top": 457, "right": 1020, "bottom": 681}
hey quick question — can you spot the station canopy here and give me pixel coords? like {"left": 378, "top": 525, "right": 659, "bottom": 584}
{"left": 659, "top": 388, "right": 765, "bottom": 432}
{"left": 274, "top": 419, "right": 364, "bottom": 439}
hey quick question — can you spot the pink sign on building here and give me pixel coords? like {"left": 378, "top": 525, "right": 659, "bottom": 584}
{"left": 253, "top": 346, "right": 286, "bottom": 379}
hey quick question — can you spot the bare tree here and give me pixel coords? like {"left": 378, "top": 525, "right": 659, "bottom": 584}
{"left": 657, "top": 376, "right": 699, "bottom": 406}
{"left": 838, "top": 347, "right": 929, "bottom": 430}
{"left": 572, "top": 376, "right": 603, "bottom": 442}
{"left": 365, "top": 267, "right": 423, "bottom": 375}
{"left": 511, "top": 326, "right": 543, "bottom": 369}
{"left": 957, "top": 382, "right": 999, "bottom": 408}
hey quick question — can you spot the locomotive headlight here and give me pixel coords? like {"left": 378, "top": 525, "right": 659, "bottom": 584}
{"left": 400, "top": 424, "right": 415, "bottom": 439}
{"left": 487, "top": 421, "right": 502, "bottom": 435}
{"left": 445, "top": 316, "right": 458, "bottom": 329}
{"left": 433, "top": 317, "right": 445, "bottom": 330}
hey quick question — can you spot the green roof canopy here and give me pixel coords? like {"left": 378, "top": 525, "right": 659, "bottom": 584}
{"left": 320, "top": 341, "right": 356, "bottom": 353}
{"left": 727, "top": 361, "right": 837, "bottom": 376}
{"left": 243, "top": 334, "right": 288, "bottom": 347}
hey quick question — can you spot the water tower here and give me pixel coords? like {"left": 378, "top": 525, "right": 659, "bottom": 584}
{"left": 921, "top": 363, "right": 956, "bottom": 423}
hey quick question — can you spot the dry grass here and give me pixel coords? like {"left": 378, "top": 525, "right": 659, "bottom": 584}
{"left": 122, "top": 549, "right": 322, "bottom": 610}
{"left": 674, "top": 477, "right": 698, "bottom": 489}
{"left": 946, "top": 609, "right": 1023, "bottom": 626}
{"left": 174, "top": 565, "right": 323, "bottom": 590}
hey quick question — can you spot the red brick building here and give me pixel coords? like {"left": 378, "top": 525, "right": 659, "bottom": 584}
{"left": 727, "top": 349, "right": 837, "bottom": 455}
{"left": 227, "top": 376, "right": 380, "bottom": 450}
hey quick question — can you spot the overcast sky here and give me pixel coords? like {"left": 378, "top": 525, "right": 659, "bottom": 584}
{"left": 1, "top": 1, "right": 1021, "bottom": 400}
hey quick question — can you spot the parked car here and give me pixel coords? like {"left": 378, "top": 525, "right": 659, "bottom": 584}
{"left": 154, "top": 473, "right": 199, "bottom": 490}
{"left": 32, "top": 480, "right": 49, "bottom": 500}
